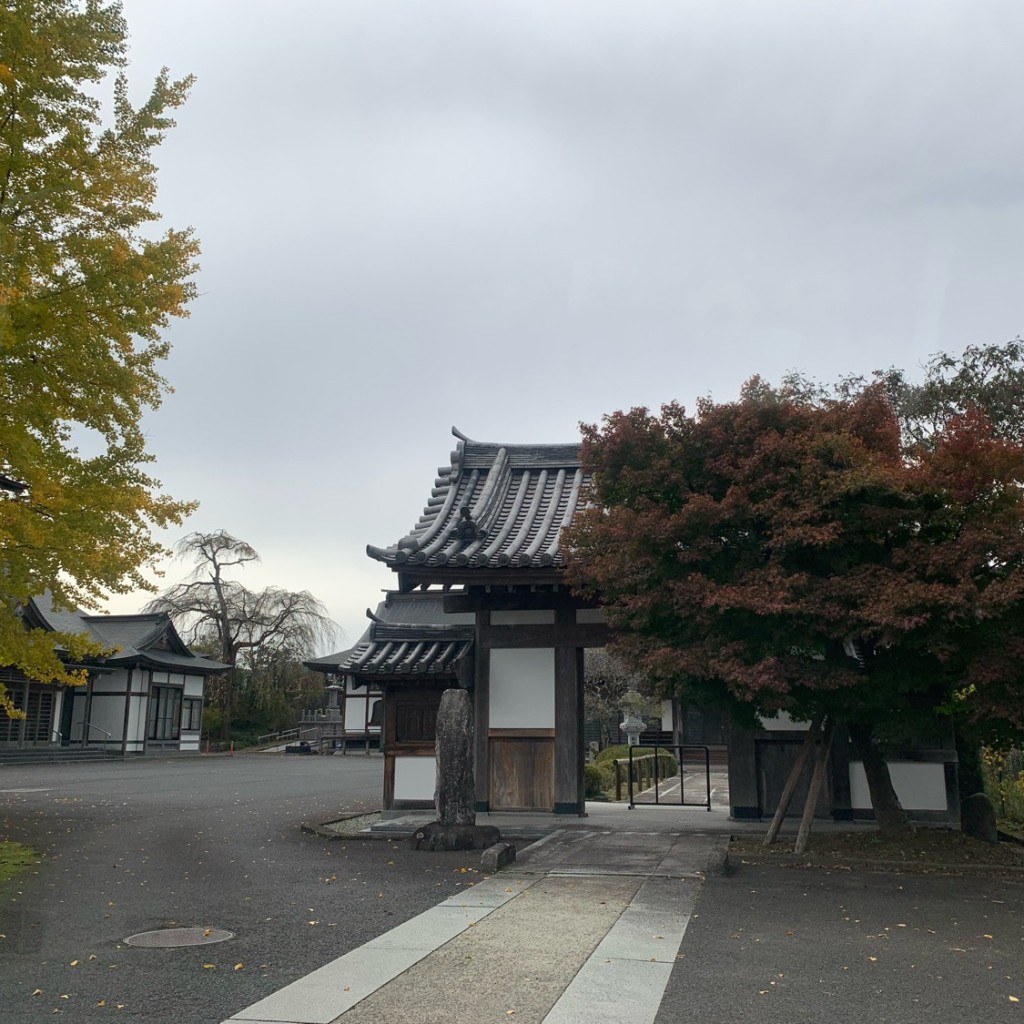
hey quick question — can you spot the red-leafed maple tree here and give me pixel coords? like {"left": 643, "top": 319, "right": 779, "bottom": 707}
{"left": 567, "top": 378, "right": 1024, "bottom": 836}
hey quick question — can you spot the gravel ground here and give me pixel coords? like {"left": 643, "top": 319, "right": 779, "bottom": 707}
{"left": 731, "top": 828, "right": 1024, "bottom": 873}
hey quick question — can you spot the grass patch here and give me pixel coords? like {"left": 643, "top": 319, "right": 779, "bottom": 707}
{"left": 0, "top": 840, "right": 39, "bottom": 885}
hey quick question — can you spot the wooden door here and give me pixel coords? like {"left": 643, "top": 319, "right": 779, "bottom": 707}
{"left": 489, "top": 734, "right": 554, "bottom": 811}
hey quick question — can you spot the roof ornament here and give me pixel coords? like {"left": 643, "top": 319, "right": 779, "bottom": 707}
{"left": 449, "top": 505, "right": 487, "bottom": 543}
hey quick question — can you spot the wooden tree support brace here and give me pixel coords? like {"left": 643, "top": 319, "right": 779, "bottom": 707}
{"left": 793, "top": 719, "right": 837, "bottom": 856}
{"left": 762, "top": 711, "right": 825, "bottom": 847}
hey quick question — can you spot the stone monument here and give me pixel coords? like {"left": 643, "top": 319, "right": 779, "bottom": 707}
{"left": 409, "top": 688, "right": 500, "bottom": 852}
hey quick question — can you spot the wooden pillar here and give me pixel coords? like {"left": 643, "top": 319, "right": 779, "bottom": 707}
{"left": 122, "top": 667, "right": 135, "bottom": 756}
{"left": 473, "top": 610, "right": 490, "bottom": 813}
{"left": 728, "top": 720, "right": 761, "bottom": 819}
{"left": 829, "top": 723, "right": 853, "bottom": 821}
{"left": 554, "top": 608, "right": 585, "bottom": 815}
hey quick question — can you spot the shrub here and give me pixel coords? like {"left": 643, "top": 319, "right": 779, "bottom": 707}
{"left": 595, "top": 744, "right": 678, "bottom": 776}
{"left": 584, "top": 763, "right": 614, "bottom": 798}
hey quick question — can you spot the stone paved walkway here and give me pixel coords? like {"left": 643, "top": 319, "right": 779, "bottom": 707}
{"left": 223, "top": 829, "right": 721, "bottom": 1024}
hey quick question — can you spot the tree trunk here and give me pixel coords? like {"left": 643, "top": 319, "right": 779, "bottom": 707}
{"left": 847, "top": 722, "right": 914, "bottom": 837}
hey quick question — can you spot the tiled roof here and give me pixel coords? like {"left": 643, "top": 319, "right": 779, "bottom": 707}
{"left": 306, "top": 592, "right": 475, "bottom": 677}
{"left": 84, "top": 614, "right": 170, "bottom": 652}
{"left": 367, "top": 428, "right": 588, "bottom": 572}
{"left": 24, "top": 593, "right": 227, "bottom": 674}
{"left": 339, "top": 620, "right": 474, "bottom": 676}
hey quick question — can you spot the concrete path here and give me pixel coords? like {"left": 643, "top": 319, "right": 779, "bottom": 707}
{"left": 224, "top": 830, "right": 718, "bottom": 1024}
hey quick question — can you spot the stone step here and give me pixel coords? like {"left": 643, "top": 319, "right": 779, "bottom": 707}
{"left": 0, "top": 746, "right": 124, "bottom": 766}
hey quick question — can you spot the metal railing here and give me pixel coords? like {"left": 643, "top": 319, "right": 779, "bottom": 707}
{"left": 255, "top": 727, "right": 300, "bottom": 746}
{"left": 624, "top": 744, "right": 712, "bottom": 811}
{"left": 73, "top": 722, "right": 112, "bottom": 746}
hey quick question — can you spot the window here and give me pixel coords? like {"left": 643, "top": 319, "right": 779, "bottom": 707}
{"left": 394, "top": 700, "right": 438, "bottom": 743}
{"left": 148, "top": 686, "right": 182, "bottom": 741}
{"left": 181, "top": 698, "right": 202, "bottom": 732}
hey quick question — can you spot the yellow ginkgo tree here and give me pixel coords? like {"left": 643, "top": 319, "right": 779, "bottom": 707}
{"left": 0, "top": 0, "right": 199, "bottom": 713}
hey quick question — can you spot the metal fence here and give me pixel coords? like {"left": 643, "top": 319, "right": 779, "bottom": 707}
{"left": 624, "top": 743, "right": 712, "bottom": 811}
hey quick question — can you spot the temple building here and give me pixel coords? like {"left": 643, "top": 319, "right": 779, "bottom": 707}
{"left": 312, "top": 429, "right": 608, "bottom": 815}
{"left": 1, "top": 592, "right": 226, "bottom": 758}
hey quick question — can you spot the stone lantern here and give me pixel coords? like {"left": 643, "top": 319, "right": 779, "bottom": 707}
{"left": 325, "top": 682, "right": 343, "bottom": 721}
{"left": 619, "top": 712, "right": 645, "bottom": 748}
{"left": 619, "top": 688, "right": 648, "bottom": 748}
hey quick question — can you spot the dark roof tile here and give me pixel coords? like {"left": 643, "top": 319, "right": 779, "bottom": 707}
{"left": 368, "top": 428, "right": 588, "bottom": 572}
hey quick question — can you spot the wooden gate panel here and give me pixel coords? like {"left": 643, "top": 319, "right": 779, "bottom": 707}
{"left": 489, "top": 735, "right": 554, "bottom": 811}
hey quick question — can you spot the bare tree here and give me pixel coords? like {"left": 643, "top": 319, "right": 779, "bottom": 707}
{"left": 145, "top": 531, "right": 339, "bottom": 740}
{"left": 584, "top": 649, "right": 659, "bottom": 749}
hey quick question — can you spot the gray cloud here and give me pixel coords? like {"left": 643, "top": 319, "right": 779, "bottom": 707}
{"left": 103, "top": 0, "right": 1024, "bottom": 643}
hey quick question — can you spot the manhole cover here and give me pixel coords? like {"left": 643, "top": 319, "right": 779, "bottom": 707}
{"left": 124, "top": 927, "right": 234, "bottom": 948}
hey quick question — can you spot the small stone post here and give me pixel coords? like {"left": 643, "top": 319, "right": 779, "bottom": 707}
{"left": 435, "top": 688, "right": 476, "bottom": 827}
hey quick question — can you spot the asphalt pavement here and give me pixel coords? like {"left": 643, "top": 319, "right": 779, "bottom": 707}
{"left": 655, "top": 867, "right": 1024, "bottom": 1024}
{"left": 3, "top": 755, "right": 1023, "bottom": 1024}
{"left": 0, "top": 754, "right": 476, "bottom": 1024}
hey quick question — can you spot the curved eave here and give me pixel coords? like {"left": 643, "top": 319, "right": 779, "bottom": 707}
{"left": 102, "top": 653, "right": 228, "bottom": 675}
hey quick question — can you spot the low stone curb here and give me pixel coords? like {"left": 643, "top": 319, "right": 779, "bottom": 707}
{"left": 705, "top": 836, "right": 735, "bottom": 876}
{"left": 301, "top": 811, "right": 383, "bottom": 840}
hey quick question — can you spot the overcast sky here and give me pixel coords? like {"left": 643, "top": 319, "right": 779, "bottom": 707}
{"left": 102, "top": 0, "right": 1024, "bottom": 650}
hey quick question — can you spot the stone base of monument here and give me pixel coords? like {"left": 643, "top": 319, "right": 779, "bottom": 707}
{"left": 408, "top": 822, "right": 501, "bottom": 852}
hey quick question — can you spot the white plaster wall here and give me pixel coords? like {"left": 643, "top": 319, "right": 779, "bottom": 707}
{"left": 183, "top": 675, "right": 203, "bottom": 698}
{"left": 70, "top": 693, "right": 86, "bottom": 736}
{"left": 394, "top": 756, "right": 437, "bottom": 801}
{"left": 151, "top": 671, "right": 169, "bottom": 684}
{"left": 661, "top": 700, "right": 674, "bottom": 731}
{"left": 576, "top": 608, "right": 607, "bottom": 624}
{"left": 345, "top": 697, "right": 368, "bottom": 730}
{"left": 491, "top": 610, "right": 555, "bottom": 625}
{"left": 51, "top": 691, "right": 63, "bottom": 740}
{"left": 126, "top": 694, "right": 144, "bottom": 748}
{"left": 759, "top": 711, "right": 811, "bottom": 732}
{"left": 489, "top": 648, "right": 555, "bottom": 729}
{"left": 849, "top": 761, "right": 949, "bottom": 811}
{"left": 91, "top": 669, "right": 129, "bottom": 694}
{"left": 89, "top": 697, "right": 125, "bottom": 740}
